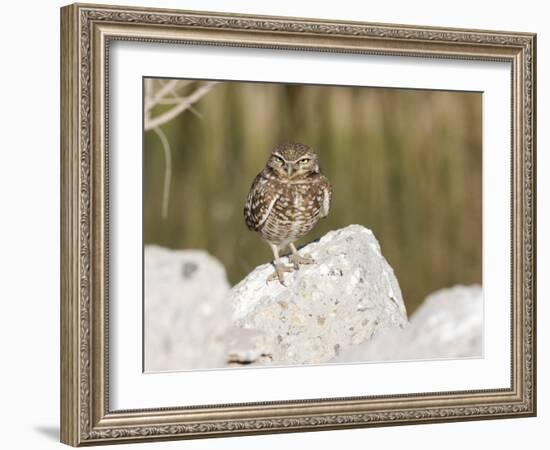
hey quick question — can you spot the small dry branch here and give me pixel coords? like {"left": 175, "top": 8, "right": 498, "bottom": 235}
{"left": 144, "top": 80, "right": 219, "bottom": 218}
{"left": 144, "top": 80, "right": 218, "bottom": 131}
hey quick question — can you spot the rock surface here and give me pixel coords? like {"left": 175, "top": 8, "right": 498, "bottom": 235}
{"left": 144, "top": 245, "right": 231, "bottom": 371}
{"left": 333, "top": 284, "right": 483, "bottom": 362}
{"left": 228, "top": 225, "right": 408, "bottom": 366}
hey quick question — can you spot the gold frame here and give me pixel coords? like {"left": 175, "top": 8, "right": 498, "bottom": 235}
{"left": 60, "top": 2, "right": 537, "bottom": 446}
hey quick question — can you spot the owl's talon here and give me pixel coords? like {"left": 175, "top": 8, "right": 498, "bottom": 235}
{"left": 267, "top": 263, "right": 294, "bottom": 285}
{"left": 289, "top": 252, "right": 314, "bottom": 269}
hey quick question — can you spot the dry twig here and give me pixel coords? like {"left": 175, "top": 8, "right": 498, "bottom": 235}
{"left": 144, "top": 80, "right": 219, "bottom": 219}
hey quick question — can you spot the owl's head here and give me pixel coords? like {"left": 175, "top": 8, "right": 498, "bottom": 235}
{"left": 267, "top": 142, "right": 320, "bottom": 181}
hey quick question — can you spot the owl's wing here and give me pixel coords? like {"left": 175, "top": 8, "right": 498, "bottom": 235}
{"left": 319, "top": 176, "right": 332, "bottom": 218}
{"left": 244, "top": 174, "right": 280, "bottom": 231}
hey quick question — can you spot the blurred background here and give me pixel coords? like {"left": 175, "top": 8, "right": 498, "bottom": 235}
{"left": 143, "top": 78, "right": 481, "bottom": 314}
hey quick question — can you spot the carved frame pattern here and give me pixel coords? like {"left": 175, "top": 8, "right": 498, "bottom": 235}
{"left": 60, "top": 3, "right": 536, "bottom": 446}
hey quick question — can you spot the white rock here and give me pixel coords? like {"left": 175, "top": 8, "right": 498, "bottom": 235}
{"left": 144, "top": 245, "right": 231, "bottom": 371}
{"left": 334, "top": 284, "right": 483, "bottom": 362}
{"left": 225, "top": 327, "right": 271, "bottom": 366}
{"left": 228, "top": 225, "right": 408, "bottom": 366}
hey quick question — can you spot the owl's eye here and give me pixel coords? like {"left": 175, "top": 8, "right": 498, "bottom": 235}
{"left": 299, "top": 158, "right": 310, "bottom": 165}
{"left": 270, "top": 155, "right": 284, "bottom": 166}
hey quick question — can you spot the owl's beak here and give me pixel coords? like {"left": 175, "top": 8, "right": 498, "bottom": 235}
{"left": 286, "top": 164, "right": 294, "bottom": 177}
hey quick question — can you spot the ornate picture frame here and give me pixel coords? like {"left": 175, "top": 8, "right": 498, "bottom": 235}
{"left": 60, "top": 2, "right": 536, "bottom": 446}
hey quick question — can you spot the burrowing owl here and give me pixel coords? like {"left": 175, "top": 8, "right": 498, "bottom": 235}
{"left": 244, "top": 142, "right": 332, "bottom": 284}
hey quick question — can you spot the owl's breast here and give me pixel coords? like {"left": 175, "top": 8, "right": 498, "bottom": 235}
{"left": 258, "top": 182, "right": 323, "bottom": 246}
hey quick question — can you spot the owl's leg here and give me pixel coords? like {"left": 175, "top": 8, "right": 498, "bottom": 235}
{"left": 288, "top": 242, "right": 314, "bottom": 269}
{"left": 267, "top": 243, "right": 294, "bottom": 285}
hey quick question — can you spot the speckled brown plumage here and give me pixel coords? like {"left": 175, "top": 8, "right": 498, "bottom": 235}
{"left": 244, "top": 142, "right": 332, "bottom": 284}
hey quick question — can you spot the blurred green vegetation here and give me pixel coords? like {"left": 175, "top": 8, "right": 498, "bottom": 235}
{"left": 143, "top": 80, "right": 481, "bottom": 314}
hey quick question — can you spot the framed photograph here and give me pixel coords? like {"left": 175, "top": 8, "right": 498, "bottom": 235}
{"left": 60, "top": 3, "right": 537, "bottom": 446}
